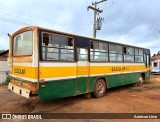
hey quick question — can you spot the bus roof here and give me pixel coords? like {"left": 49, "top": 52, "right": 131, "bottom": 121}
{"left": 12, "top": 26, "right": 150, "bottom": 51}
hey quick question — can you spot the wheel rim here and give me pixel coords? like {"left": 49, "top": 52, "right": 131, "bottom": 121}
{"left": 139, "top": 76, "right": 143, "bottom": 84}
{"left": 97, "top": 82, "right": 105, "bottom": 94}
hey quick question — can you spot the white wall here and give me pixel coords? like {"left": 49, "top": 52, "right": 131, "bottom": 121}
{"left": 0, "top": 61, "right": 9, "bottom": 83}
{"left": 152, "top": 60, "right": 160, "bottom": 67}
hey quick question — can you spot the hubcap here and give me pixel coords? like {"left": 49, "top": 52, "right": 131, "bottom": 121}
{"left": 97, "top": 82, "right": 104, "bottom": 94}
{"left": 139, "top": 76, "right": 143, "bottom": 84}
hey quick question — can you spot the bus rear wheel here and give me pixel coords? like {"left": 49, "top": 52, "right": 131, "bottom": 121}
{"left": 93, "top": 78, "right": 106, "bottom": 98}
{"left": 138, "top": 75, "right": 144, "bottom": 85}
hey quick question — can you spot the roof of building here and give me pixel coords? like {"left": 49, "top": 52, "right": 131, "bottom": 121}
{"left": 0, "top": 50, "right": 9, "bottom": 57}
{"left": 151, "top": 54, "right": 160, "bottom": 61}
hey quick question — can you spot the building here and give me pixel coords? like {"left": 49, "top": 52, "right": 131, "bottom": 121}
{"left": 151, "top": 51, "right": 160, "bottom": 67}
{"left": 0, "top": 50, "right": 9, "bottom": 84}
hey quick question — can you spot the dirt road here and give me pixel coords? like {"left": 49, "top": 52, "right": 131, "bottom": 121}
{"left": 0, "top": 75, "right": 160, "bottom": 120}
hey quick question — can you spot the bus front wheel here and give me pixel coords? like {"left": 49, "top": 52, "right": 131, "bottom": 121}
{"left": 93, "top": 78, "right": 106, "bottom": 98}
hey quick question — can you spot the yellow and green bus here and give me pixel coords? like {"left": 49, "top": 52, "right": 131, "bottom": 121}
{"left": 8, "top": 26, "right": 151, "bottom": 100}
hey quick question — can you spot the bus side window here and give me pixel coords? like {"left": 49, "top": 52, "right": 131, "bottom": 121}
{"left": 109, "top": 44, "right": 122, "bottom": 62}
{"left": 42, "top": 33, "right": 49, "bottom": 46}
{"left": 78, "top": 48, "right": 88, "bottom": 61}
{"left": 135, "top": 49, "right": 143, "bottom": 63}
{"left": 90, "top": 41, "right": 108, "bottom": 62}
{"left": 42, "top": 32, "right": 74, "bottom": 61}
{"left": 147, "top": 55, "right": 149, "bottom": 67}
{"left": 124, "top": 47, "right": 134, "bottom": 62}
{"left": 123, "top": 47, "right": 127, "bottom": 54}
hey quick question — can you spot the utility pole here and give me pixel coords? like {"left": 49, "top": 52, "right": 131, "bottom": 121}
{"left": 87, "top": 0, "right": 107, "bottom": 38}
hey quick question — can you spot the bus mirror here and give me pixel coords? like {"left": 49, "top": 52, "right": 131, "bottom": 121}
{"left": 8, "top": 33, "right": 11, "bottom": 37}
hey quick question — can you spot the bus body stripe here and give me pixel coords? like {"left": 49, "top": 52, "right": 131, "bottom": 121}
{"left": 10, "top": 64, "right": 149, "bottom": 82}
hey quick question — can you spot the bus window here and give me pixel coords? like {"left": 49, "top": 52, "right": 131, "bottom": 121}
{"left": 90, "top": 41, "right": 108, "bottom": 62}
{"left": 135, "top": 49, "right": 143, "bottom": 62}
{"left": 109, "top": 44, "right": 123, "bottom": 62}
{"left": 147, "top": 55, "right": 149, "bottom": 67}
{"left": 78, "top": 48, "right": 88, "bottom": 61}
{"left": 135, "top": 49, "right": 138, "bottom": 55}
{"left": 13, "top": 31, "right": 33, "bottom": 56}
{"left": 124, "top": 47, "right": 134, "bottom": 62}
{"left": 42, "top": 33, "right": 50, "bottom": 46}
{"left": 42, "top": 33, "right": 74, "bottom": 61}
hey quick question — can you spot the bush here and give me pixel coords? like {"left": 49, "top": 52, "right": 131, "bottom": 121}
{"left": 4, "top": 76, "right": 10, "bottom": 85}
{"left": 0, "top": 76, "right": 10, "bottom": 86}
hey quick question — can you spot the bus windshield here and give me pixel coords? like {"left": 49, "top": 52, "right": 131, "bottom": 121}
{"left": 13, "top": 31, "right": 33, "bottom": 56}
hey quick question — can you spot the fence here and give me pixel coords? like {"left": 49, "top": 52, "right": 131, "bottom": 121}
{"left": 0, "top": 61, "right": 9, "bottom": 84}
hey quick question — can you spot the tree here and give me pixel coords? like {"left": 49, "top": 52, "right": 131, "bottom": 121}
{"left": 0, "top": 50, "right": 5, "bottom": 53}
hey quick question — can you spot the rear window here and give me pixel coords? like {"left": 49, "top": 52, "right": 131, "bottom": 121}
{"left": 13, "top": 31, "right": 33, "bottom": 56}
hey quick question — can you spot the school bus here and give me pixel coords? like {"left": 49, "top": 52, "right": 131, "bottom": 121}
{"left": 8, "top": 26, "right": 151, "bottom": 100}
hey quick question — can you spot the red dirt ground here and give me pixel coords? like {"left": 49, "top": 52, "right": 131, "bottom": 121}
{"left": 0, "top": 75, "right": 160, "bottom": 122}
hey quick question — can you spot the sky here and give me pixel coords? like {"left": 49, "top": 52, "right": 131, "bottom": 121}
{"left": 0, "top": 0, "right": 160, "bottom": 55}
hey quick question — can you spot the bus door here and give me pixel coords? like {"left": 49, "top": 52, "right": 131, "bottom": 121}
{"left": 76, "top": 47, "right": 89, "bottom": 95}
{"left": 144, "top": 53, "right": 150, "bottom": 79}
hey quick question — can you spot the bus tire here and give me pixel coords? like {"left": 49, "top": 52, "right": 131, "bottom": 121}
{"left": 93, "top": 78, "right": 106, "bottom": 98}
{"left": 139, "top": 75, "right": 144, "bottom": 85}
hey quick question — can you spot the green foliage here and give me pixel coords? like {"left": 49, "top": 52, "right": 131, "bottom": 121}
{"left": 0, "top": 76, "right": 10, "bottom": 86}
{"left": 0, "top": 50, "right": 6, "bottom": 54}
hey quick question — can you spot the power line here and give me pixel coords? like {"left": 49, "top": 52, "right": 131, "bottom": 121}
{"left": 0, "top": 15, "right": 93, "bottom": 38}
{"left": 0, "top": 5, "right": 90, "bottom": 34}
{"left": 0, "top": 17, "right": 29, "bottom": 26}
{"left": 0, "top": 11, "right": 50, "bottom": 26}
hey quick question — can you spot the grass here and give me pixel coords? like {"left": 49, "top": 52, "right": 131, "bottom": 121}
{"left": 143, "top": 75, "right": 160, "bottom": 90}
{"left": 128, "top": 88, "right": 142, "bottom": 92}
{"left": 151, "top": 75, "right": 160, "bottom": 78}
{"left": 143, "top": 85, "right": 160, "bottom": 89}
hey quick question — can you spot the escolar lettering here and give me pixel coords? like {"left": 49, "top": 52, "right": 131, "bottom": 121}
{"left": 14, "top": 68, "right": 26, "bottom": 75}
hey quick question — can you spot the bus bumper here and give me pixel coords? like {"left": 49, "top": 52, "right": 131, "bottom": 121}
{"left": 8, "top": 83, "right": 31, "bottom": 98}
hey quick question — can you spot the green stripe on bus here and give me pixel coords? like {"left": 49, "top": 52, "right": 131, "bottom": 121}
{"left": 38, "top": 72, "right": 144, "bottom": 100}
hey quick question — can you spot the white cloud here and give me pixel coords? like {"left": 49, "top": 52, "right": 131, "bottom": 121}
{"left": 0, "top": 0, "right": 159, "bottom": 55}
